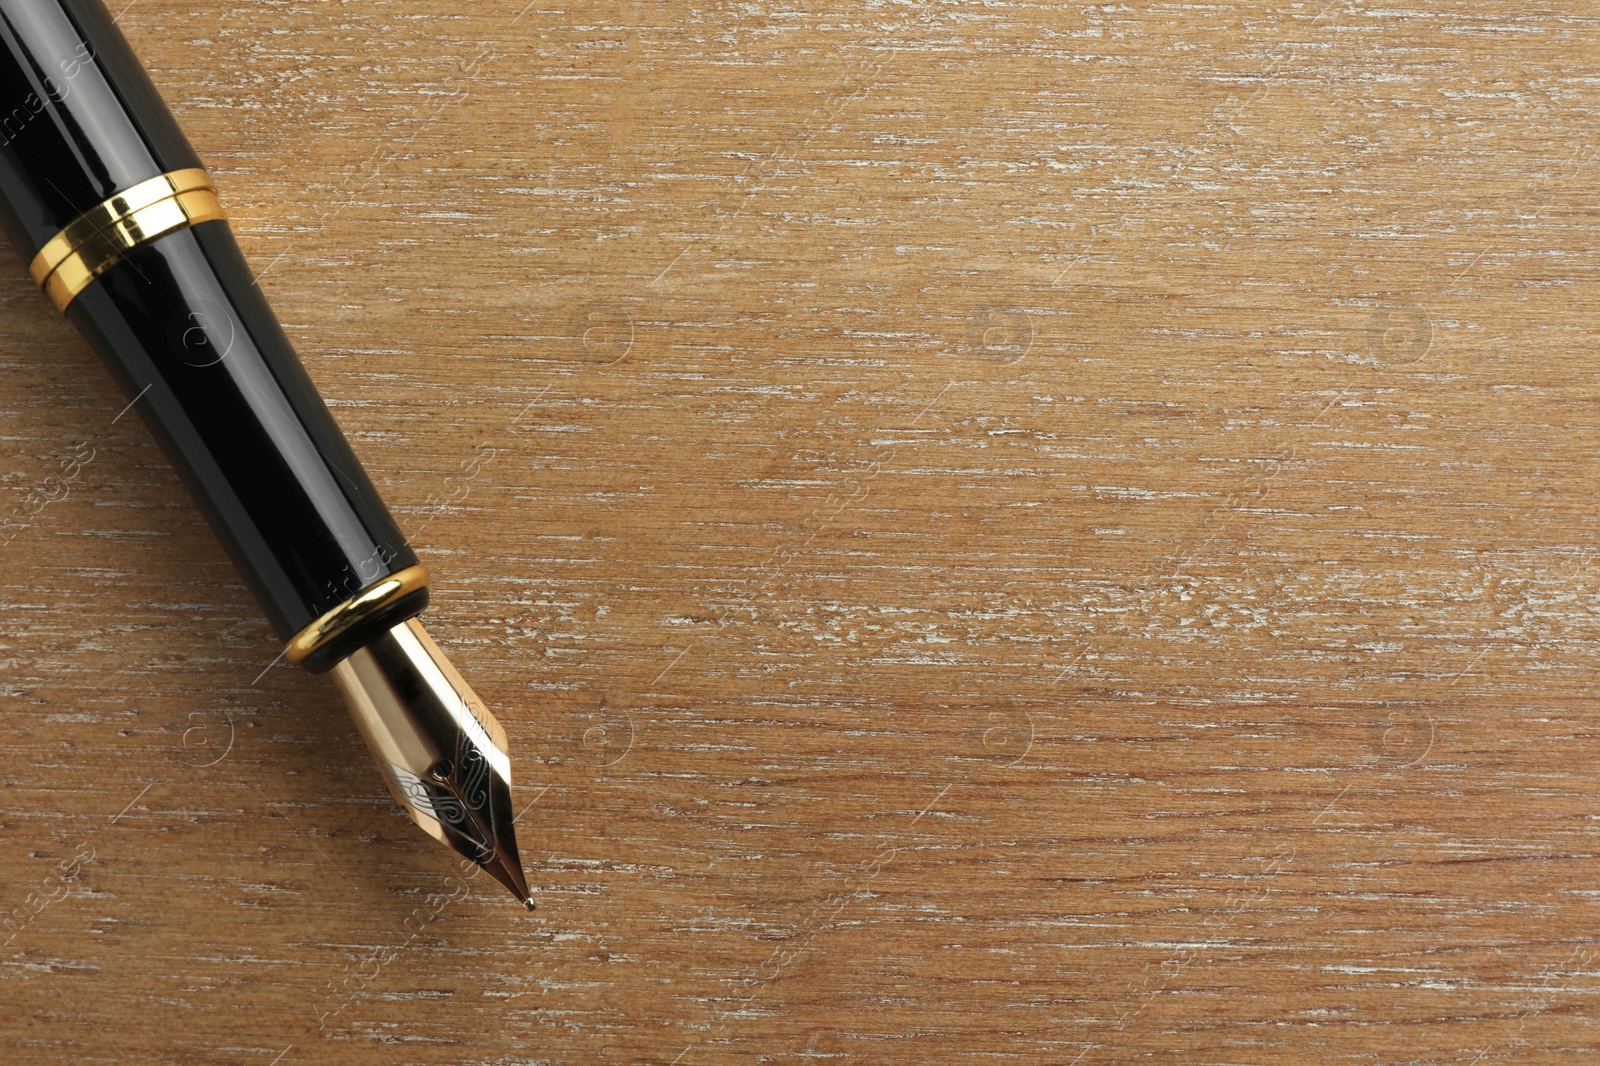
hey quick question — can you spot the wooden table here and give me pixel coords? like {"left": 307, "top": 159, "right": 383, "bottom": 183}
{"left": 4, "top": 2, "right": 1599, "bottom": 1062}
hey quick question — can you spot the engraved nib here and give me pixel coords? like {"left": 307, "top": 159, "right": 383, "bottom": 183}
{"left": 329, "top": 618, "right": 533, "bottom": 907}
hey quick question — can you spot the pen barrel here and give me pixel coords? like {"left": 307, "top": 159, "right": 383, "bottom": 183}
{"left": 0, "top": 0, "right": 198, "bottom": 251}
{"left": 67, "top": 220, "right": 427, "bottom": 668}
{"left": 0, "top": 0, "right": 426, "bottom": 670}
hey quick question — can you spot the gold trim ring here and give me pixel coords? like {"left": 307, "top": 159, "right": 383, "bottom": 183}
{"left": 29, "top": 167, "right": 225, "bottom": 312}
{"left": 285, "top": 565, "right": 432, "bottom": 666}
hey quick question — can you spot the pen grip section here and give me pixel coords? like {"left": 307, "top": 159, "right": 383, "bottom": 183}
{"left": 65, "top": 217, "right": 426, "bottom": 670}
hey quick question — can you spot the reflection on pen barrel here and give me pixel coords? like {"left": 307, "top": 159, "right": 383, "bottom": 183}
{"left": 62, "top": 193, "right": 429, "bottom": 669}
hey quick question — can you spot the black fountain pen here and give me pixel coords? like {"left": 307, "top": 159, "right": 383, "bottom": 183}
{"left": 0, "top": 0, "right": 533, "bottom": 906}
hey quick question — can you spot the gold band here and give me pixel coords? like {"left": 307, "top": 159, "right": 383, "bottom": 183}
{"left": 29, "top": 167, "right": 225, "bottom": 312}
{"left": 285, "top": 565, "right": 431, "bottom": 666}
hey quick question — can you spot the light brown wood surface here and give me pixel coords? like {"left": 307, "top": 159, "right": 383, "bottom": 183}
{"left": 4, "top": 1, "right": 1600, "bottom": 1062}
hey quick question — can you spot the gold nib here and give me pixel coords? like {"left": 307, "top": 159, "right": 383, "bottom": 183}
{"left": 329, "top": 618, "right": 533, "bottom": 907}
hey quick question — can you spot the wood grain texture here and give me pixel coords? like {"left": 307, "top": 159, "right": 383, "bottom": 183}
{"left": 4, "top": 1, "right": 1600, "bottom": 1062}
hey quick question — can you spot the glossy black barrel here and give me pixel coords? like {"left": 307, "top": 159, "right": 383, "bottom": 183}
{"left": 0, "top": 0, "right": 424, "bottom": 670}
{"left": 0, "top": 0, "right": 196, "bottom": 250}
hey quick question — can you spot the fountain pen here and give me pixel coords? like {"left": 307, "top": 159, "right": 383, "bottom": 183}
{"left": 0, "top": 0, "right": 533, "bottom": 906}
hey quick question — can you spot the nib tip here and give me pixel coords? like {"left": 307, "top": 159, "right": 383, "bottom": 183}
{"left": 523, "top": 896, "right": 537, "bottom": 912}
